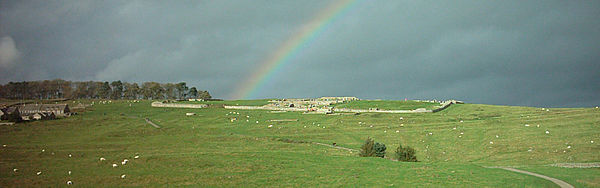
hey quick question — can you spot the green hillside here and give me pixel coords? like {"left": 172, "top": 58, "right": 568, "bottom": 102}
{"left": 1, "top": 100, "right": 598, "bottom": 187}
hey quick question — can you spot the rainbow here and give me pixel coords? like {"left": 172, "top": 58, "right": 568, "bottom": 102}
{"left": 232, "top": 0, "right": 359, "bottom": 99}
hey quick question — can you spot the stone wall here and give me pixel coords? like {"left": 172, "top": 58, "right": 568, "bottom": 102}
{"left": 151, "top": 102, "right": 207, "bottom": 108}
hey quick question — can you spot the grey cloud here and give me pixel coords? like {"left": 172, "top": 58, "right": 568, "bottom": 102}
{"left": 1, "top": 0, "right": 599, "bottom": 107}
{"left": 0, "top": 36, "right": 19, "bottom": 68}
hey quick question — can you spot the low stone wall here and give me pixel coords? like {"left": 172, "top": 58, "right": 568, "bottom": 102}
{"left": 224, "top": 100, "right": 461, "bottom": 114}
{"left": 431, "top": 100, "right": 455, "bottom": 113}
{"left": 151, "top": 102, "right": 207, "bottom": 108}
{"left": 333, "top": 108, "right": 432, "bottom": 113}
{"left": 224, "top": 105, "right": 309, "bottom": 112}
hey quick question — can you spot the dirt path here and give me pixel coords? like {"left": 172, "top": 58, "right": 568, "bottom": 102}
{"left": 144, "top": 118, "right": 161, "bottom": 129}
{"left": 312, "top": 142, "right": 357, "bottom": 152}
{"left": 489, "top": 167, "right": 574, "bottom": 188}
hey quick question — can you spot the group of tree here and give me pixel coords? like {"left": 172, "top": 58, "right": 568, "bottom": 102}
{"left": 0, "top": 79, "right": 212, "bottom": 100}
{"left": 359, "top": 137, "right": 418, "bottom": 162}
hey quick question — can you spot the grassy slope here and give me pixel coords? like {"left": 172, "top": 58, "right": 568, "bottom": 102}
{"left": 0, "top": 100, "right": 598, "bottom": 187}
{"left": 331, "top": 100, "right": 440, "bottom": 110}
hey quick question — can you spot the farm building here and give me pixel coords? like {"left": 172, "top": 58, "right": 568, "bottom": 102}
{"left": 18, "top": 104, "right": 70, "bottom": 117}
{"left": 1, "top": 106, "right": 22, "bottom": 122}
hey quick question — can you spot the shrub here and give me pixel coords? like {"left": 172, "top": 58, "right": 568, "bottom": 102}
{"left": 374, "top": 142, "right": 386, "bottom": 158}
{"left": 359, "top": 137, "right": 376, "bottom": 157}
{"left": 395, "top": 144, "right": 418, "bottom": 162}
{"left": 359, "top": 138, "right": 386, "bottom": 158}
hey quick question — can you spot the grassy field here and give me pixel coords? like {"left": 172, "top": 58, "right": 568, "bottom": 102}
{"left": 331, "top": 100, "right": 440, "bottom": 110}
{"left": 0, "top": 100, "right": 598, "bottom": 187}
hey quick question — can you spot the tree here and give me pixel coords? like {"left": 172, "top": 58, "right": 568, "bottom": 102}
{"left": 110, "top": 80, "right": 123, "bottom": 99}
{"left": 98, "top": 82, "right": 111, "bottom": 99}
{"left": 188, "top": 87, "right": 198, "bottom": 99}
{"left": 374, "top": 142, "right": 386, "bottom": 158}
{"left": 163, "top": 83, "right": 176, "bottom": 99}
{"left": 124, "top": 83, "right": 140, "bottom": 99}
{"left": 176, "top": 82, "right": 188, "bottom": 99}
{"left": 198, "top": 90, "right": 212, "bottom": 100}
{"left": 394, "top": 144, "right": 418, "bottom": 162}
{"left": 359, "top": 137, "right": 376, "bottom": 157}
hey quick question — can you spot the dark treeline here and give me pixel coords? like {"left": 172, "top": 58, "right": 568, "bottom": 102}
{"left": 0, "top": 79, "right": 211, "bottom": 100}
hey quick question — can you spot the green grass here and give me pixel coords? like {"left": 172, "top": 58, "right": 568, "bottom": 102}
{"left": 331, "top": 100, "right": 440, "bottom": 110}
{"left": 0, "top": 100, "right": 598, "bottom": 187}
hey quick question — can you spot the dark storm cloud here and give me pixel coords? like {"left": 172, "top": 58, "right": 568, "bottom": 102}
{"left": 1, "top": 0, "right": 599, "bottom": 107}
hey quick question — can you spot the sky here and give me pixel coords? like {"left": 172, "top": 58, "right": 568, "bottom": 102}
{"left": 1, "top": 0, "right": 599, "bottom": 107}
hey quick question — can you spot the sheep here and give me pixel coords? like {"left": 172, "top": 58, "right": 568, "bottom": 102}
{"left": 2, "top": 144, "right": 6, "bottom": 147}
{"left": 68, "top": 154, "right": 72, "bottom": 158}
{"left": 121, "top": 174, "right": 126, "bottom": 179}
{"left": 545, "top": 130, "right": 550, "bottom": 134}
{"left": 134, "top": 155, "right": 140, "bottom": 159}
{"left": 496, "top": 135, "right": 499, "bottom": 138}
{"left": 490, "top": 141, "right": 494, "bottom": 144}
{"left": 112, "top": 164, "right": 118, "bottom": 168}
{"left": 396, "top": 130, "right": 400, "bottom": 133}
{"left": 524, "top": 124, "right": 530, "bottom": 127}
{"left": 67, "top": 180, "right": 73, "bottom": 185}
{"left": 567, "top": 145, "right": 571, "bottom": 149}
{"left": 121, "top": 161, "right": 127, "bottom": 165}
{"left": 384, "top": 130, "right": 387, "bottom": 133}
{"left": 13, "top": 168, "right": 17, "bottom": 172}
{"left": 100, "top": 157, "right": 106, "bottom": 161}
{"left": 68, "top": 171, "right": 72, "bottom": 175}
{"left": 36, "top": 171, "right": 42, "bottom": 175}
{"left": 41, "top": 149, "right": 45, "bottom": 152}
{"left": 268, "top": 125, "right": 273, "bottom": 128}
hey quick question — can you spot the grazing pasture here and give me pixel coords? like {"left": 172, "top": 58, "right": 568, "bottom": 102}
{"left": 0, "top": 100, "right": 598, "bottom": 187}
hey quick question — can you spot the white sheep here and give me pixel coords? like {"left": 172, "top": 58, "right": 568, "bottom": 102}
{"left": 524, "top": 124, "right": 530, "bottom": 127}
{"left": 36, "top": 171, "right": 42, "bottom": 175}
{"left": 112, "top": 164, "right": 118, "bottom": 168}
{"left": 567, "top": 146, "right": 571, "bottom": 149}
{"left": 13, "top": 168, "right": 17, "bottom": 172}
{"left": 68, "top": 171, "right": 72, "bottom": 175}
{"left": 67, "top": 180, "right": 73, "bottom": 185}
{"left": 396, "top": 130, "right": 400, "bottom": 133}
{"left": 490, "top": 141, "right": 494, "bottom": 144}
{"left": 134, "top": 155, "right": 140, "bottom": 159}
{"left": 121, "top": 174, "right": 126, "bottom": 179}
{"left": 122, "top": 161, "right": 127, "bottom": 165}
{"left": 100, "top": 157, "right": 106, "bottom": 161}
{"left": 68, "top": 154, "right": 72, "bottom": 158}
{"left": 2, "top": 144, "right": 6, "bottom": 147}
{"left": 268, "top": 125, "right": 273, "bottom": 128}
{"left": 545, "top": 130, "right": 550, "bottom": 134}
